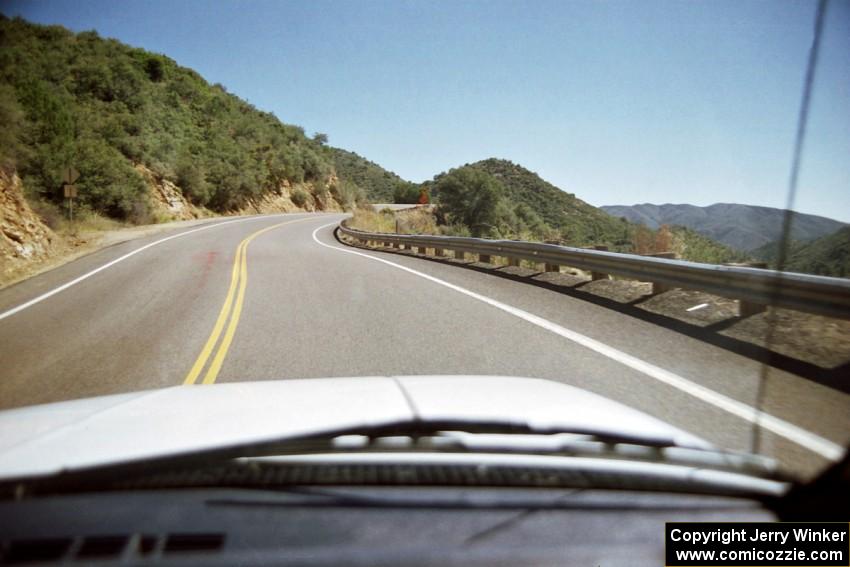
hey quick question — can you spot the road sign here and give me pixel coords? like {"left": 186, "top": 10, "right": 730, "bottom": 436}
{"left": 61, "top": 167, "right": 80, "bottom": 184}
{"left": 63, "top": 184, "right": 77, "bottom": 198}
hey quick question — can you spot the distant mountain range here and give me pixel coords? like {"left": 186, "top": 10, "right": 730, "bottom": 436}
{"left": 600, "top": 203, "right": 846, "bottom": 252}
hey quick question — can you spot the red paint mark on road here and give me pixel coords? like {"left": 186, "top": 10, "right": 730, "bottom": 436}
{"left": 190, "top": 250, "right": 219, "bottom": 291}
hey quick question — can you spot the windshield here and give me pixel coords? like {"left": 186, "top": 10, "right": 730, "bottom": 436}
{"left": 0, "top": 0, "right": 847, "bottom": 494}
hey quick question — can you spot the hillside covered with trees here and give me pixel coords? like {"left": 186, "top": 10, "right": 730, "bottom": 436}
{"left": 419, "top": 159, "right": 744, "bottom": 264}
{"left": 330, "top": 148, "right": 418, "bottom": 204}
{"left": 0, "top": 15, "right": 367, "bottom": 222}
{"left": 427, "top": 159, "right": 630, "bottom": 246}
{"left": 752, "top": 227, "right": 850, "bottom": 278}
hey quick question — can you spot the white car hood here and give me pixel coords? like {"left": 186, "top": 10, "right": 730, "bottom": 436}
{"left": 0, "top": 376, "right": 708, "bottom": 479}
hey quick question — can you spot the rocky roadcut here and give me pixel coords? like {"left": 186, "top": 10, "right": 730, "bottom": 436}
{"left": 0, "top": 168, "right": 58, "bottom": 285}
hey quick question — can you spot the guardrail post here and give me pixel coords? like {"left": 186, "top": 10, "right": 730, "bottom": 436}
{"left": 591, "top": 246, "right": 609, "bottom": 280}
{"left": 456, "top": 250, "right": 467, "bottom": 261}
{"left": 739, "top": 301, "right": 767, "bottom": 317}
{"left": 726, "top": 263, "right": 768, "bottom": 316}
{"left": 479, "top": 254, "right": 491, "bottom": 264}
{"left": 507, "top": 257, "right": 519, "bottom": 267}
{"left": 643, "top": 252, "right": 676, "bottom": 293}
{"left": 417, "top": 246, "right": 428, "bottom": 255}
{"left": 543, "top": 241, "right": 561, "bottom": 273}
{"left": 434, "top": 248, "right": 444, "bottom": 257}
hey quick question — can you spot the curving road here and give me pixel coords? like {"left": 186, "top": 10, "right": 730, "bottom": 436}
{"left": 0, "top": 212, "right": 848, "bottom": 478}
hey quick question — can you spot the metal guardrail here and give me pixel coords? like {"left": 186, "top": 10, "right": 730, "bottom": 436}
{"left": 338, "top": 222, "right": 850, "bottom": 320}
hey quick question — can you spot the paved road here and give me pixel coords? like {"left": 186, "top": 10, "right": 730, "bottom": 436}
{"left": 1, "top": 213, "right": 848, "bottom": 478}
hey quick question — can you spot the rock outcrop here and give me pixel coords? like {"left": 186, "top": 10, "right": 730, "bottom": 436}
{"left": 0, "top": 168, "right": 58, "bottom": 283}
{"left": 134, "top": 164, "right": 205, "bottom": 221}
{"left": 237, "top": 176, "right": 345, "bottom": 215}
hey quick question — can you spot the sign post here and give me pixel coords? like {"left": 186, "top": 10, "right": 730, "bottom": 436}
{"left": 61, "top": 167, "right": 80, "bottom": 222}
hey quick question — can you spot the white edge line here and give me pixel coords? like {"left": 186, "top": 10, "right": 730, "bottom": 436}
{"left": 0, "top": 214, "right": 302, "bottom": 322}
{"left": 687, "top": 303, "right": 710, "bottom": 312}
{"left": 312, "top": 222, "right": 844, "bottom": 461}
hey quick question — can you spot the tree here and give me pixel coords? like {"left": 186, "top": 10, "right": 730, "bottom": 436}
{"left": 393, "top": 181, "right": 420, "bottom": 204}
{"left": 655, "top": 224, "right": 672, "bottom": 253}
{"left": 434, "top": 168, "right": 503, "bottom": 237}
{"left": 0, "top": 84, "right": 27, "bottom": 168}
{"left": 632, "top": 225, "right": 653, "bottom": 255}
{"left": 175, "top": 155, "right": 209, "bottom": 205}
{"left": 312, "top": 132, "right": 328, "bottom": 145}
{"left": 144, "top": 56, "right": 165, "bottom": 82}
{"left": 75, "top": 136, "right": 148, "bottom": 218}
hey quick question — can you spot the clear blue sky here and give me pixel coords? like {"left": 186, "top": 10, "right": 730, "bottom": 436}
{"left": 4, "top": 0, "right": 850, "bottom": 221}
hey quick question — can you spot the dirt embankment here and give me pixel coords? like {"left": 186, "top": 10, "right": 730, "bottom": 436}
{"left": 1, "top": 164, "right": 213, "bottom": 289}
{"left": 1, "top": 164, "right": 347, "bottom": 290}
{"left": 236, "top": 175, "right": 344, "bottom": 215}
{"left": 1, "top": 167, "right": 61, "bottom": 286}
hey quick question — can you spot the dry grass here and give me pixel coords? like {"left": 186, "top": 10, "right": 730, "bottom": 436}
{"left": 397, "top": 207, "right": 439, "bottom": 235}
{"left": 347, "top": 208, "right": 397, "bottom": 233}
{"left": 28, "top": 199, "right": 127, "bottom": 236}
{"left": 68, "top": 210, "right": 124, "bottom": 233}
{"left": 348, "top": 206, "right": 439, "bottom": 235}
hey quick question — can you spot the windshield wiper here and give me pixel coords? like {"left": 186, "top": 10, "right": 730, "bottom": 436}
{"left": 0, "top": 418, "right": 785, "bottom": 499}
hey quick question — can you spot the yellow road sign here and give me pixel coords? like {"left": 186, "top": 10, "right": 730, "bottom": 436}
{"left": 61, "top": 167, "right": 80, "bottom": 184}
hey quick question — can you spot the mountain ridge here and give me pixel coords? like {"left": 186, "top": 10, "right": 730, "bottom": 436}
{"left": 601, "top": 202, "right": 846, "bottom": 251}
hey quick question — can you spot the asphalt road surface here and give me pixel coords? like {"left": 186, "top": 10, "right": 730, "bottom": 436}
{"left": 1, "top": 212, "right": 848, "bottom": 478}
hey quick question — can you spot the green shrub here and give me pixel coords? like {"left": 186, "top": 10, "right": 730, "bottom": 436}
{"left": 434, "top": 168, "right": 503, "bottom": 237}
{"left": 393, "top": 181, "right": 420, "bottom": 204}
{"left": 290, "top": 187, "right": 309, "bottom": 208}
{"left": 175, "top": 158, "right": 209, "bottom": 205}
{"left": 74, "top": 136, "right": 148, "bottom": 218}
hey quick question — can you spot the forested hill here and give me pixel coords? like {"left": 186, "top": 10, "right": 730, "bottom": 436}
{"left": 427, "top": 159, "right": 637, "bottom": 247}
{"left": 330, "top": 148, "right": 412, "bottom": 203}
{"left": 752, "top": 227, "right": 850, "bottom": 278}
{"left": 423, "top": 159, "right": 744, "bottom": 263}
{"left": 473, "top": 159, "right": 630, "bottom": 244}
{"left": 0, "top": 15, "right": 366, "bottom": 220}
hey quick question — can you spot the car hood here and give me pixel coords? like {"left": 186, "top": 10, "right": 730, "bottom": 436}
{"left": 0, "top": 376, "right": 709, "bottom": 479}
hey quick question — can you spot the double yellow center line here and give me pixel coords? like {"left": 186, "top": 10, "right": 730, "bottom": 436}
{"left": 183, "top": 217, "right": 313, "bottom": 385}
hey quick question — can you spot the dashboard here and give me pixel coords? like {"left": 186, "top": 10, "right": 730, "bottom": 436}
{"left": 0, "top": 486, "right": 776, "bottom": 566}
